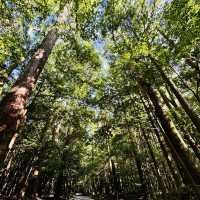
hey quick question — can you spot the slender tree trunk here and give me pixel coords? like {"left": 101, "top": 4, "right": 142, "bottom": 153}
{"left": 159, "top": 88, "right": 200, "bottom": 160}
{"left": 109, "top": 159, "right": 117, "bottom": 196}
{"left": 124, "top": 110, "right": 148, "bottom": 197}
{"left": 139, "top": 79, "right": 200, "bottom": 185}
{"left": 131, "top": 145, "right": 148, "bottom": 199}
{"left": 17, "top": 165, "right": 34, "bottom": 199}
{"left": 140, "top": 127, "right": 166, "bottom": 194}
{"left": 149, "top": 108, "right": 193, "bottom": 186}
{"left": 150, "top": 57, "right": 200, "bottom": 133}
{"left": 0, "top": 28, "right": 58, "bottom": 161}
{"left": 142, "top": 97, "right": 181, "bottom": 188}
{"left": 54, "top": 171, "right": 63, "bottom": 200}
{"left": 165, "top": 85, "right": 178, "bottom": 108}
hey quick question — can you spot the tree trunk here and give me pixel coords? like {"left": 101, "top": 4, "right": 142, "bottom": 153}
{"left": 142, "top": 97, "right": 181, "bottom": 188}
{"left": 54, "top": 171, "right": 63, "bottom": 200}
{"left": 139, "top": 79, "right": 200, "bottom": 186}
{"left": 159, "top": 88, "right": 200, "bottom": 160}
{"left": 131, "top": 144, "right": 148, "bottom": 199}
{"left": 0, "top": 28, "right": 58, "bottom": 161}
{"left": 0, "top": 62, "right": 19, "bottom": 95}
{"left": 140, "top": 127, "right": 166, "bottom": 194}
{"left": 150, "top": 57, "right": 200, "bottom": 133}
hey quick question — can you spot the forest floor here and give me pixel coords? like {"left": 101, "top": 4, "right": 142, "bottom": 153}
{"left": 69, "top": 192, "right": 145, "bottom": 200}
{"left": 70, "top": 193, "right": 94, "bottom": 200}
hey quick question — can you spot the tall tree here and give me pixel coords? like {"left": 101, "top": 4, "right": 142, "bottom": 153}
{"left": 0, "top": 27, "right": 58, "bottom": 161}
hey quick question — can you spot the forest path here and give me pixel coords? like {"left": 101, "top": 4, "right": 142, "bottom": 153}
{"left": 72, "top": 193, "right": 94, "bottom": 200}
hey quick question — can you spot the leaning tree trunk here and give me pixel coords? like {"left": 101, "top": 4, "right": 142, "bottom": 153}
{"left": 139, "top": 79, "right": 200, "bottom": 186}
{"left": 0, "top": 62, "right": 18, "bottom": 95}
{"left": 150, "top": 57, "right": 200, "bottom": 133}
{"left": 141, "top": 97, "right": 181, "bottom": 188}
{"left": 159, "top": 88, "right": 200, "bottom": 161}
{"left": 150, "top": 109, "right": 193, "bottom": 186}
{"left": 0, "top": 28, "right": 58, "bottom": 161}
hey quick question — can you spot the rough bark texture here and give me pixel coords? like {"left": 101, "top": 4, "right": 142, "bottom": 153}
{"left": 0, "top": 28, "right": 58, "bottom": 161}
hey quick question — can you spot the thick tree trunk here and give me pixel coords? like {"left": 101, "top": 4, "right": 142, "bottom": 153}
{"left": 0, "top": 62, "right": 19, "bottom": 95}
{"left": 139, "top": 79, "right": 200, "bottom": 185}
{"left": 0, "top": 28, "right": 58, "bottom": 161}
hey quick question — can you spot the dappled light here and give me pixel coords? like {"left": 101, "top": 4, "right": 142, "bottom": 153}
{"left": 0, "top": 0, "right": 200, "bottom": 199}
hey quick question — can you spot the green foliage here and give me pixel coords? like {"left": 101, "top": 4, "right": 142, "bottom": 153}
{"left": 1, "top": 0, "right": 200, "bottom": 198}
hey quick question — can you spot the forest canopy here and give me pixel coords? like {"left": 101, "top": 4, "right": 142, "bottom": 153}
{"left": 0, "top": 0, "right": 200, "bottom": 199}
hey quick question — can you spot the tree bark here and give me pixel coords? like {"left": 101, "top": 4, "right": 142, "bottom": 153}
{"left": 0, "top": 28, "right": 58, "bottom": 161}
{"left": 131, "top": 143, "right": 148, "bottom": 198}
{"left": 139, "top": 79, "right": 200, "bottom": 185}
{"left": 150, "top": 57, "right": 200, "bottom": 133}
{"left": 140, "top": 127, "right": 166, "bottom": 194}
{"left": 142, "top": 97, "right": 181, "bottom": 188}
{"left": 159, "top": 88, "right": 200, "bottom": 161}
